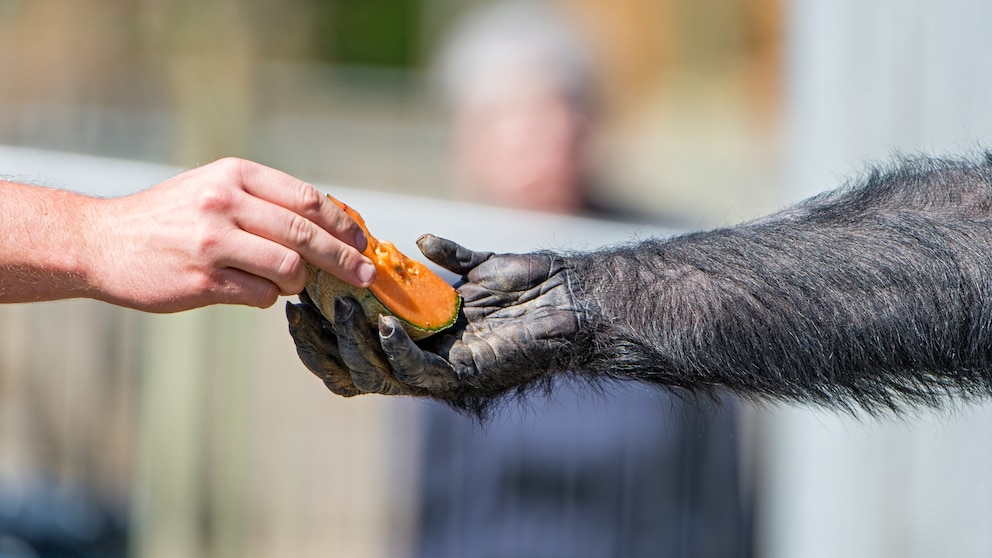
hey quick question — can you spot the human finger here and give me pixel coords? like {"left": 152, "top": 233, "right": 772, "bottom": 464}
{"left": 149, "top": 267, "right": 280, "bottom": 311}
{"left": 192, "top": 267, "right": 280, "bottom": 309}
{"left": 297, "top": 288, "right": 322, "bottom": 316}
{"left": 229, "top": 158, "right": 368, "bottom": 252}
{"left": 212, "top": 228, "right": 311, "bottom": 295}
{"left": 416, "top": 234, "right": 494, "bottom": 275}
{"left": 234, "top": 193, "right": 374, "bottom": 289}
{"left": 286, "top": 300, "right": 361, "bottom": 397}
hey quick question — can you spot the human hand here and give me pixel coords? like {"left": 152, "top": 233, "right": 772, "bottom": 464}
{"left": 84, "top": 157, "right": 375, "bottom": 312}
{"left": 286, "top": 235, "right": 591, "bottom": 410}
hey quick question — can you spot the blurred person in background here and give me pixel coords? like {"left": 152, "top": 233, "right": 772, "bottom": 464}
{"left": 438, "top": 0, "right": 596, "bottom": 215}
{"left": 408, "top": 3, "right": 752, "bottom": 557}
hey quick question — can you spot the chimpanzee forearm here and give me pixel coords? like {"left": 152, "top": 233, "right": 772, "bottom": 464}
{"left": 572, "top": 155, "right": 992, "bottom": 411}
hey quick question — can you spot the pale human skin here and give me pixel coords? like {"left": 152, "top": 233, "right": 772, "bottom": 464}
{"left": 0, "top": 157, "right": 376, "bottom": 313}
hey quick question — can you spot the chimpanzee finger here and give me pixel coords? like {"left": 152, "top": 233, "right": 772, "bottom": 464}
{"left": 333, "top": 297, "right": 418, "bottom": 396}
{"left": 416, "top": 234, "right": 494, "bottom": 276}
{"left": 299, "top": 285, "right": 340, "bottom": 336}
{"left": 285, "top": 300, "right": 360, "bottom": 397}
{"left": 378, "top": 316, "right": 460, "bottom": 393}
{"left": 464, "top": 253, "right": 560, "bottom": 292}
{"left": 298, "top": 286, "right": 316, "bottom": 306}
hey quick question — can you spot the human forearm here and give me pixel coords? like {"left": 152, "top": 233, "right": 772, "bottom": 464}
{"left": 575, "top": 156, "right": 992, "bottom": 410}
{"left": 0, "top": 181, "right": 101, "bottom": 302}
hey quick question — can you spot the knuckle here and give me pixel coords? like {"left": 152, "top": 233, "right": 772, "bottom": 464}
{"left": 276, "top": 252, "right": 307, "bottom": 294}
{"left": 287, "top": 213, "right": 316, "bottom": 247}
{"left": 330, "top": 205, "right": 359, "bottom": 234}
{"left": 329, "top": 204, "right": 359, "bottom": 235}
{"left": 294, "top": 181, "right": 323, "bottom": 215}
{"left": 350, "top": 371, "right": 387, "bottom": 393}
{"left": 193, "top": 225, "right": 224, "bottom": 257}
{"left": 332, "top": 250, "right": 353, "bottom": 275}
{"left": 195, "top": 184, "right": 237, "bottom": 214}
{"left": 324, "top": 378, "right": 362, "bottom": 397}
{"left": 391, "top": 367, "right": 422, "bottom": 388}
{"left": 212, "top": 156, "right": 248, "bottom": 178}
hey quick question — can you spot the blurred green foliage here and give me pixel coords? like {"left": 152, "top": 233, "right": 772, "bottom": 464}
{"left": 312, "top": 0, "right": 422, "bottom": 67}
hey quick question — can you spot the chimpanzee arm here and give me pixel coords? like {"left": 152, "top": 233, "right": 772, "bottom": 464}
{"left": 288, "top": 154, "right": 992, "bottom": 413}
{"left": 574, "top": 154, "right": 992, "bottom": 411}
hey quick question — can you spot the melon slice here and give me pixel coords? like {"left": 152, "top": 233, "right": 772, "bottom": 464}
{"left": 304, "top": 195, "right": 461, "bottom": 340}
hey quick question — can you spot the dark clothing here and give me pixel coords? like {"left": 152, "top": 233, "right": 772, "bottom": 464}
{"left": 414, "top": 380, "right": 752, "bottom": 558}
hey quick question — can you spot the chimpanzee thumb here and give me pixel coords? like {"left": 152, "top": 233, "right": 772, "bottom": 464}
{"left": 416, "top": 234, "right": 494, "bottom": 276}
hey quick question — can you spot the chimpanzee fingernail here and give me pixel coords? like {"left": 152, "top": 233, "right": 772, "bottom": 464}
{"left": 334, "top": 297, "right": 354, "bottom": 320}
{"left": 285, "top": 301, "right": 301, "bottom": 326}
{"left": 379, "top": 318, "right": 395, "bottom": 339}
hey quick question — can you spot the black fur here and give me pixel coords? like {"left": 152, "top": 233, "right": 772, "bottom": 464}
{"left": 573, "top": 153, "right": 992, "bottom": 413}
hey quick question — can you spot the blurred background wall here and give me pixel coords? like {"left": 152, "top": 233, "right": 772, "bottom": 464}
{"left": 0, "top": 0, "right": 783, "bottom": 224}
{"left": 763, "top": 1, "right": 992, "bottom": 557}
{"left": 0, "top": 0, "right": 990, "bottom": 557}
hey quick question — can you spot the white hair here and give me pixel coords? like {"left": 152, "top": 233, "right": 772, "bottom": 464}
{"left": 434, "top": 1, "right": 597, "bottom": 112}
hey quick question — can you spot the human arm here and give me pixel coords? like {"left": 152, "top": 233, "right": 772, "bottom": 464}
{"left": 1, "top": 157, "right": 375, "bottom": 312}
{"left": 288, "top": 154, "right": 992, "bottom": 413}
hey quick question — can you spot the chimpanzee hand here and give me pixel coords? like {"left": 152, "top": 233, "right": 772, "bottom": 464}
{"left": 286, "top": 235, "right": 590, "bottom": 407}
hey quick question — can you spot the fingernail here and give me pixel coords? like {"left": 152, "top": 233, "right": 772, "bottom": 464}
{"left": 379, "top": 318, "right": 395, "bottom": 339}
{"left": 354, "top": 230, "right": 368, "bottom": 252}
{"left": 285, "top": 301, "right": 301, "bottom": 326}
{"left": 357, "top": 260, "right": 376, "bottom": 285}
{"left": 334, "top": 297, "right": 354, "bottom": 320}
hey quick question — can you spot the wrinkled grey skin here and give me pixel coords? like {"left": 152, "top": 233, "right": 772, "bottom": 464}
{"left": 286, "top": 234, "right": 589, "bottom": 412}
{"left": 289, "top": 154, "right": 992, "bottom": 416}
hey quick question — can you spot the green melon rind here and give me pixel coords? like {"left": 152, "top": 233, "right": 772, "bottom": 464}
{"left": 304, "top": 264, "right": 461, "bottom": 341}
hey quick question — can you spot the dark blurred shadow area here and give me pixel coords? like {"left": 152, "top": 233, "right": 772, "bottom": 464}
{"left": 0, "top": 474, "right": 128, "bottom": 558}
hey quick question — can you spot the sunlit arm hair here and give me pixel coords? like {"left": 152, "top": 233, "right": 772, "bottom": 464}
{"left": 572, "top": 154, "right": 992, "bottom": 413}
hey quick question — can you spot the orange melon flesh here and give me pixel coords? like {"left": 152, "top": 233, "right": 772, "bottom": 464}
{"left": 304, "top": 195, "right": 461, "bottom": 339}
